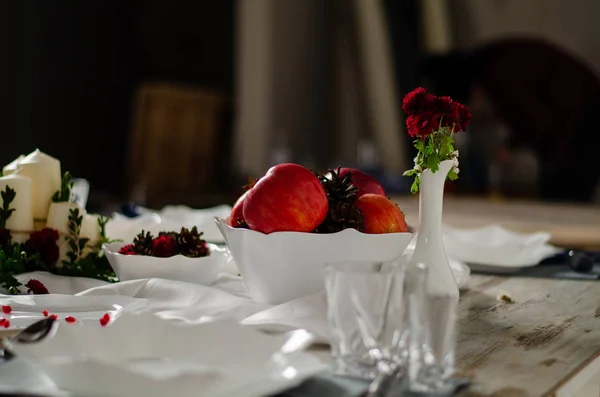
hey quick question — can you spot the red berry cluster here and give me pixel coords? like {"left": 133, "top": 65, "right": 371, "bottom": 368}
{"left": 402, "top": 87, "right": 471, "bottom": 139}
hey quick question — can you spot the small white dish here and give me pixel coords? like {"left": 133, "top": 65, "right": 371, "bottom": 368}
{"left": 0, "top": 294, "right": 147, "bottom": 329}
{"left": 103, "top": 242, "right": 230, "bottom": 285}
{"left": 215, "top": 218, "right": 414, "bottom": 304}
{"left": 443, "top": 224, "right": 561, "bottom": 268}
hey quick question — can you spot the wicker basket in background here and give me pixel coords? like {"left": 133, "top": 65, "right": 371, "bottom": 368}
{"left": 127, "top": 83, "right": 229, "bottom": 208}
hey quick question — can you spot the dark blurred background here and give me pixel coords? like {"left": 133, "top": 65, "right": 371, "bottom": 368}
{"left": 2, "top": 0, "right": 599, "bottom": 210}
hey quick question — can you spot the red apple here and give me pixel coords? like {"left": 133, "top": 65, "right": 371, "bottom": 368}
{"left": 243, "top": 163, "right": 328, "bottom": 234}
{"left": 339, "top": 168, "right": 386, "bottom": 197}
{"left": 355, "top": 194, "right": 407, "bottom": 233}
{"left": 229, "top": 190, "right": 249, "bottom": 228}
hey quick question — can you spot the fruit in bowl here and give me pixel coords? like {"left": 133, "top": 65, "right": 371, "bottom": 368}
{"left": 243, "top": 163, "right": 329, "bottom": 234}
{"left": 103, "top": 227, "right": 230, "bottom": 285}
{"left": 219, "top": 164, "right": 413, "bottom": 304}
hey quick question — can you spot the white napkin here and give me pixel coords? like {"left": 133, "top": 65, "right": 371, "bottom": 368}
{"left": 105, "top": 205, "right": 232, "bottom": 243}
{"left": 442, "top": 224, "right": 561, "bottom": 267}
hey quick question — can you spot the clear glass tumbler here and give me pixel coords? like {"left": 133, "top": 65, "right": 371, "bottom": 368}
{"left": 324, "top": 259, "right": 408, "bottom": 380}
{"left": 407, "top": 261, "right": 458, "bottom": 394}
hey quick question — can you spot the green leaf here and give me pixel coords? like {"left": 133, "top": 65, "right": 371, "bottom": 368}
{"left": 410, "top": 176, "right": 420, "bottom": 194}
{"left": 448, "top": 169, "right": 459, "bottom": 181}
{"left": 402, "top": 169, "right": 417, "bottom": 177}
{"left": 51, "top": 172, "right": 75, "bottom": 203}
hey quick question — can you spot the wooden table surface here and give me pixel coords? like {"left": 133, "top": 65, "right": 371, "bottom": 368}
{"left": 392, "top": 196, "right": 600, "bottom": 249}
{"left": 455, "top": 275, "right": 600, "bottom": 397}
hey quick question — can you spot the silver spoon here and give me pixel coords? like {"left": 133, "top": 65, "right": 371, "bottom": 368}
{"left": 1, "top": 317, "right": 58, "bottom": 360}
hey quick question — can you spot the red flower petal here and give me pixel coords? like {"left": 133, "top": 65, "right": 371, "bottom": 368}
{"left": 49, "top": 314, "right": 58, "bottom": 320}
{"left": 3, "top": 320, "right": 9, "bottom": 328}
{"left": 99, "top": 313, "right": 110, "bottom": 327}
{"left": 65, "top": 316, "right": 76, "bottom": 324}
{"left": 2, "top": 305, "right": 11, "bottom": 314}
{"left": 42, "top": 309, "right": 49, "bottom": 317}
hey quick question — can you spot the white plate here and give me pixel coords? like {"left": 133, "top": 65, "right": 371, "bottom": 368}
{"left": 10, "top": 313, "right": 326, "bottom": 397}
{"left": 443, "top": 224, "right": 561, "bottom": 268}
{"left": 106, "top": 205, "right": 232, "bottom": 244}
{"left": 104, "top": 242, "right": 229, "bottom": 285}
{"left": 0, "top": 294, "right": 147, "bottom": 329}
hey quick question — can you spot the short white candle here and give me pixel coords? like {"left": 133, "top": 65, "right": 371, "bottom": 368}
{"left": 46, "top": 202, "right": 86, "bottom": 236}
{"left": 80, "top": 214, "right": 101, "bottom": 246}
{"left": 17, "top": 149, "right": 61, "bottom": 220}
{"left": 0, "top": 173, "right": 34, "bottom": 243}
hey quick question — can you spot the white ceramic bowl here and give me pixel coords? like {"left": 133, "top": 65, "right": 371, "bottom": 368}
{"left": 215, "top": 218, "right": 414, "bottom": 304}
{"left": 103, "top": 242, "right": 229, "bottom": 285}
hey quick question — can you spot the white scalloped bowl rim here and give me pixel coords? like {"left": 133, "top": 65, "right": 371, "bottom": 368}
{"left": 214, "top": 217, "right": 413, "bottom": 238}
{"left": 103, "top": 242, "right": 225, "bottom": 285}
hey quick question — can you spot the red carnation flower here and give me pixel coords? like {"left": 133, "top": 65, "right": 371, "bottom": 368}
{"left": 25, "top": 279, "right": 50, "bottom": 295}
{"left": 26, "top": 228, "right": 60, "bottom": 265}
{"left": 0, "top": 228, "right": 12, "bottom": 248}
{"left": 152, "top": 235, "right": 178, "bottom": 257}
{"left": 402, "top": 87, "right": 436, "bottom": 115}
{"left": 456, "top": 103, "right": 471, "bottom": 132}
{"left": 118, "top": 244, "right": 138, "bottom": 255}
{"left": 2, "top": 305, "right": 11, "bottom": 314}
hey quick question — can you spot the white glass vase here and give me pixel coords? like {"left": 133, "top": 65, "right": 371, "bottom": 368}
{"left": 409, "top": 159, "right": 459, "bottom": 390}
{"left": 411, "top": 159, "right": 458, "bottom": 300}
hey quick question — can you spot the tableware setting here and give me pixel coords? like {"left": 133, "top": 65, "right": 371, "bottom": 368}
{"left": 0, "top": 87, "right": 575, "bottom": 397}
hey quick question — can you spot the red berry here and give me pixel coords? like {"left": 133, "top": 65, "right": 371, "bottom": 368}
{"left": 2, "top": 305, "right": 11, "bottom": 314}
{"left": 65, "top": 316, "right": 76, "bottom": 324}
{"left": 42, "top": 309, "right": 49, "bottom": 317}
{"left": 2, "top": 320, "right": 9, "bottom": 328}
{"left": 49, "top": 314, "right": 58, "bottom": 320}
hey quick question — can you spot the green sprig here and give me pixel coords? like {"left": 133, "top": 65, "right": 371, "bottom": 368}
{"left": 0, "top": 186, "right": 16, "bottom": 229}
{"left": 403, "top": 126, "right": 459, "bottom": 194}
{"left": 52, "top": 171, "right": 74, "bottom": 203}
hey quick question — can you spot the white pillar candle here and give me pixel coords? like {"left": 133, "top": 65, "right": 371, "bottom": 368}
{"left": 47, "top": 202, "right": 87, "bottom": 263}
{"left": 80, "top": 214, "right": 101, "bottom": 246}
{"left": 17, "top": 149, "right": 61, "bottom": 220}
{"left": 0, "top": 173, "right": 34, "bottom": 243}
{"left": 46, "top": 202, "right": 86, "bottom": 236}
{"left": 2, "top": 155, "right": 25, "bottom": 176}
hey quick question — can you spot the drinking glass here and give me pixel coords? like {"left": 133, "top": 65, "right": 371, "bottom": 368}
{"left": 407, "top": 261, "right": 458, "bottom": 394}
{"left": 324, "top": 259, "right": 409, "bottom": 380}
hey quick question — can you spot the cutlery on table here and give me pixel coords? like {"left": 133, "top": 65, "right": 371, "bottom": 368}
{"left": 0, "top": 317, "right": 58, "bottom": 360}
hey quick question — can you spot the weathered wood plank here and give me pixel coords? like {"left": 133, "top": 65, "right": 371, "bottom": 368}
{"left": 456, "top": 275, "right": 600, "bottom": 397}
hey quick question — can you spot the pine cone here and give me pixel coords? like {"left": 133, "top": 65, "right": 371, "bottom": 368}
{"left": 315, "top": 167, "right": 364, "bottom": 233}
{"left": 133, "top": 230, "right": 154, "bottom": 256}
{"left": 177, "top": 226, "right": 209, "bottom": 258}
{"left": 315, "top": 201, "right": 365, "bottom": 233}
